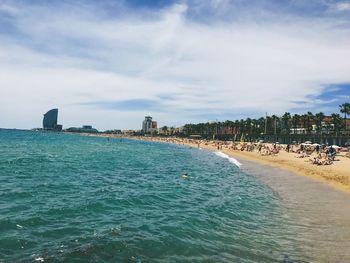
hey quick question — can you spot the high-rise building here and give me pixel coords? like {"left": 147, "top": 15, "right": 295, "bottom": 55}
{"left": 142, "top": 116, "right": 153, "bottom": 133}
{"left": 43, "top": 108, "right": 62, "bottom": 130}
{"left": 142, "top": 116, "right": 158, "bottom": 133}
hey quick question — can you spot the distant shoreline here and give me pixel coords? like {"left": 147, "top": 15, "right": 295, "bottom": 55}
{"left": 81, "top": 133, "right": 350, "bottom": 194}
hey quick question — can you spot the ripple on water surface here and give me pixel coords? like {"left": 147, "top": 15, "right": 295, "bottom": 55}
{"left": 0, "top": 130, "right": 315, "bottom": 262}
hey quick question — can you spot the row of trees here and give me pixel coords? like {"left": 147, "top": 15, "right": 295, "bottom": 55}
{"left": 181, "top": 103, "right": 350, "bottom": 138}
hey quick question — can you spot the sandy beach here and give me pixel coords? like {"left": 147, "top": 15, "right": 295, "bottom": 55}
{"left": 86, "top": 134, "right": 350, "bottom": 194}
{"left": 192, "top": 140, "right": 350, "bottom": 193}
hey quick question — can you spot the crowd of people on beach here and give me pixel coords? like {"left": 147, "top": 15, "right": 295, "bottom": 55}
{"left": 126, "top": 136, "right": 349, "bottom": 167}
{"left": 93, "top": 133, "right": 350, "bottom": 168}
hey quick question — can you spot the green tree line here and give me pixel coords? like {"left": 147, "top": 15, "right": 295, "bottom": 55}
{"left": 182, "top": 103, "right": 350, "bottom": 138}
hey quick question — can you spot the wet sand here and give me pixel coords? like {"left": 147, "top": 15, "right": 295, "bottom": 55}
{"left": 239, "top": 158, "right": 350, "bottom": 262}
{"left": 219, "top": 147, "right": 350, "bottom": 193}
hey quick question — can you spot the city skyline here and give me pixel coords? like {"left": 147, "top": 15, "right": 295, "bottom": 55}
{"left": 0, "top": 0, "right": 350, "bottom": 130}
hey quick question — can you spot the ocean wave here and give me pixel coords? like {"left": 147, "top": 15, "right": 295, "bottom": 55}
{"left": 214, "top": 151, "right": 242, "bottom": 167}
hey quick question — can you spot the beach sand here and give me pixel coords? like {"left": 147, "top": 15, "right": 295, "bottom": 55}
{"left": 199, "top": 142, "right": 350, "bottom": 193}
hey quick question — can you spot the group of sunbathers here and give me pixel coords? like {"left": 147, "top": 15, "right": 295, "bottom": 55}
{"left": 309, "top": 154, "right": 333, "bottom": 165}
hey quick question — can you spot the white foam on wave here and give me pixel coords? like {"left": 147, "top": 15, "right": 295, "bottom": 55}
{"left": 214, "top": 151, "right": 242, "bottom": 167}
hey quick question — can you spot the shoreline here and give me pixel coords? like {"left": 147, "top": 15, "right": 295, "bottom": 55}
{"left": 206, "top": 143, "right": 350, "bottom": 193}
{"left": 235, "top": 156, "right": 350, "bottom": 261}
{"left": 82, "top": 133, "right": 350, "bottom": 194}
{"left": 79, "top": 133, "right": 350, "bottom": 260}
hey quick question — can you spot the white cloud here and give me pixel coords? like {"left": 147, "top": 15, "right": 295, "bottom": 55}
{"left": 0, "top": 2, "right": 350, "bottom": 130}
{"left": 333, "top": 2, "right": 350, "bottom": 11}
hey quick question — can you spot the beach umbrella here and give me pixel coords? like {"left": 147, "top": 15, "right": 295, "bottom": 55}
{"left": 331, "top": 145, "right": 340, "bottom": 148}
{"left": 301, "top": 143, "right": 311, "bottom": 146}
{"left": 304, "top": 141, "right": 312, "bottom": 144}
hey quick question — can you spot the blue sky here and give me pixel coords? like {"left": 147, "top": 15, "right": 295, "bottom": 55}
{"left": 0, "top": 0, "right": 349, "bottom": 130}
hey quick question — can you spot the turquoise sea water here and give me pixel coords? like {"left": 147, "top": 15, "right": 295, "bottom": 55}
{"left": 0, "top": 130, "right": 306, "bottom": 262}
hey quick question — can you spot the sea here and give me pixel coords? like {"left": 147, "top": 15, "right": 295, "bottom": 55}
{"left": 0, "top": 129, "right": 348, "bottom": 262}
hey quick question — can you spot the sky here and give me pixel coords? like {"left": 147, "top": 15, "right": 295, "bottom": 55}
{"left": 0, "top": 0, "right": 350, "bottom": 130}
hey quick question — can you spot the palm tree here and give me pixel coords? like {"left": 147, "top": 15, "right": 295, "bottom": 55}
{"left": 339, "top": 103, "right": 350, "bottom": 132}
{"left": 281, "top": 112, "right": 291, "bottom": 134}
{"left": 258, "top": 117, "right": 265, "bottom": 135}
{"left": 306, "top": 111, "right": 314, "bottom": 134}
{"left": 208, "top": 122, "right": 216, "bottom": 138}
{"left": 224, "top": 120, "right": 233, "bottom": 136}
{"left": 251, "top": 118, "right": 260, "bottom": 135}
{"left": 245, "top": 118, "right": 252, "bottom": 135}
{"left": 271, "top": 115, "right": 279, "bottom": 135}
{"left": 161, "top": 125, "right": 168, "bottom": 134}
{"left": 238, "top": 119, "right": 245, "bottom": 135}
{"left": 234, "top": 120, "right": 240, "bottom": 136}
{"left": 204, "top": 122, "right": 209, "bottom": 136}
{"left": 300, "top": 114, "right": 308, "bottom": 134}
{"left": 315, "top": 112, "right": 325, "bottom": 134}
{"left": 292, "top": 114, "right": 301, "bottom": 134}
{"left": 183, "top": 124, "right": 192, "bottom": 136}
{"left": 331, "top": 113, "right": 343, "bottom": 135}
